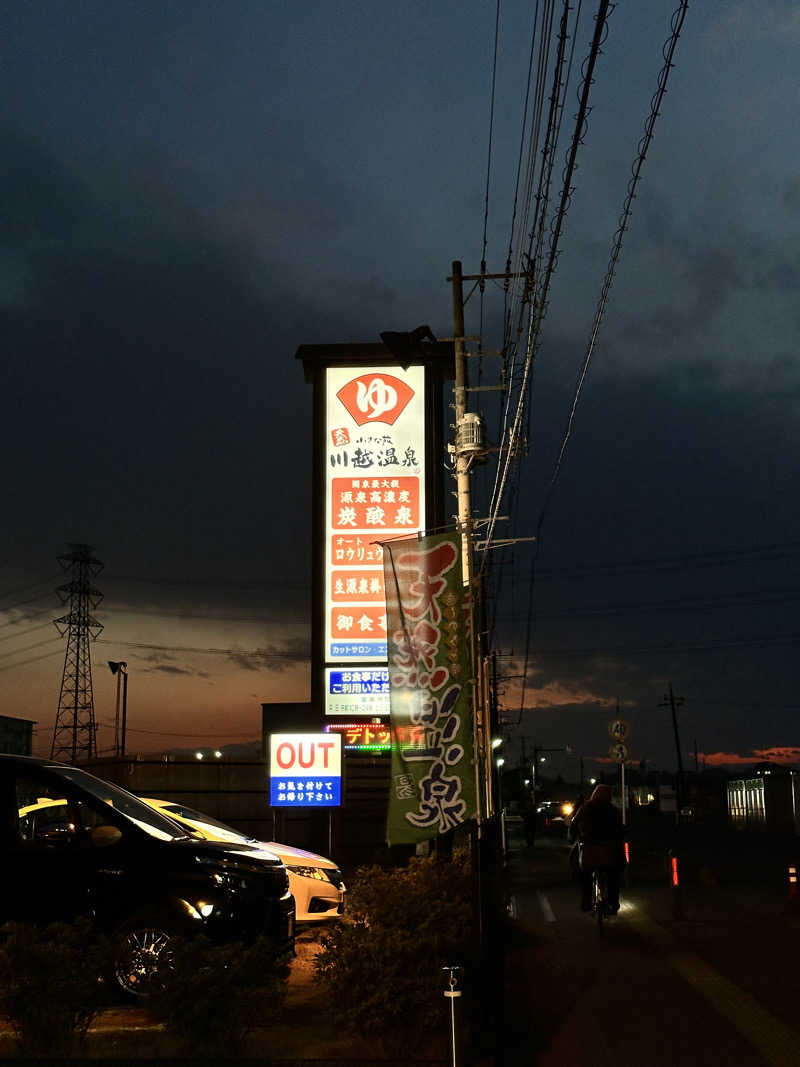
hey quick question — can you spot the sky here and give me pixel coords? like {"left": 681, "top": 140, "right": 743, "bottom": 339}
{"left": 1, "top": 1, "right": 799, "bottom": 777}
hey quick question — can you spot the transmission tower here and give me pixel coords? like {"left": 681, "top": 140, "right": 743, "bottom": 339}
{"left": 50, "top": 544, "right": 104, "bottom": 762}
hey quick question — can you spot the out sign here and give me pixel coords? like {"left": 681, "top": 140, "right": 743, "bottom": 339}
{"left": 269, "top": 733, "right": 342, "bottom": 808}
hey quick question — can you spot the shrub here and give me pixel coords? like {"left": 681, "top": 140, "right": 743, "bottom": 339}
{"left": 149, "top": 934, "right": 291, "bottom": 1058}
{"left": 313, "top": 850, "right": 473, "bottom": 1041}
{"left": 0, "top": 918, "right": 111, "bottom": 1057}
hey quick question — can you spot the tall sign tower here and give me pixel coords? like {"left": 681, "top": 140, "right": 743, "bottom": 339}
{"left": 50, "top": 544, "right": 104, "bottom": 762}
{"left": 296, "top": 340, "right": 453, "bottom": 723}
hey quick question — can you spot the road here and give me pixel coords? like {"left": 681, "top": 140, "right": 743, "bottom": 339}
{"left": 498, "top": 819, "right": 800, "bottom": 1067}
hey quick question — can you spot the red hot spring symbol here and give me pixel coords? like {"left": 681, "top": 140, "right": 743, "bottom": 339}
{"left": 336, "top": 373, "right": 414, "bottom": 426}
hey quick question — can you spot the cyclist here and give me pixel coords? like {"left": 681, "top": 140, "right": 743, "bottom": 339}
{"left": 570, "top": 783, "right": 625, "bottom": 913}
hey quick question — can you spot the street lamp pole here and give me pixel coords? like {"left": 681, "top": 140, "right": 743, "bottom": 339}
{"left": 108, "top": 661, "right": 128, "bottom": 757}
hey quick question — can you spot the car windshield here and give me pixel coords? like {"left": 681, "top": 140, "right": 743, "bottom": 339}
{"left": 50, "top": 766, "right": 191, "bottom": 842}
{"left": 159, "top": 802, "right": 255, "bottom": 845}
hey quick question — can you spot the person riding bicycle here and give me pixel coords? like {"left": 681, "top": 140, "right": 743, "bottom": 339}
{"left": 569, "top": 783, "right": 625, "bottom": 913}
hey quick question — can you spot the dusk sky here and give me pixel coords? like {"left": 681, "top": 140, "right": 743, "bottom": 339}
{"left": 2, "top": 2, "right": 799, "bottom": 777}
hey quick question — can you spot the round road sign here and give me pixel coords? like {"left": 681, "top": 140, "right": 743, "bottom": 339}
{"left": 609, "top": 719, "right": 630, "bottom": 741}
{"left": 608, "top": 741, "right": 630, "bottom": 763}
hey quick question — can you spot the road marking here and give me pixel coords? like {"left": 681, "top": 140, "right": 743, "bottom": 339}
{"left": 631, "top": 913, "right": 799, "bottom": 1067}
{"left": 538, "top": 892, "right": 556, "bottom": 923}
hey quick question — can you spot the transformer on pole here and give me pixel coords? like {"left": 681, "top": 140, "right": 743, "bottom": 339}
{"left": 50, "top": 544, "right": 104, "bottom": 763}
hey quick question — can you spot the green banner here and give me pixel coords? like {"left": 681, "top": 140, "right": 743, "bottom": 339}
{"left": 382, "top": 532, "right": 476, "bottom": 845}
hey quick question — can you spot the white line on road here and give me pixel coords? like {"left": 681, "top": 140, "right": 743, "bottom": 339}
{"left": 537, "top": 892, "right": 556, "bottom": 922}
{"left": 631, "top": 913, "right": 799, "bottom": 1067}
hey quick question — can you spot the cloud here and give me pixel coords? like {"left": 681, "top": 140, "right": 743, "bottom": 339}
{"left": 227, "top": 638, "right": 310, "bottom": 674}
{"left": 705, "top": 4, "right": 800, "bottom": 48}
{"left": 144, "top": 664, "right": 197, "bottom": 677}
{"left": 702, "top": 748, "right": 800, "bottom": 767}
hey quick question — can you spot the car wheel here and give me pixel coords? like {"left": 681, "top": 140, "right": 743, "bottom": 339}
{"left": 113, "top": 919, "right": 178, "bottom": 998}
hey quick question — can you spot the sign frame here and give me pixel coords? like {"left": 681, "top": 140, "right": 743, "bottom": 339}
{"left": 268, "top": 732, "right": 343, "bottom": 808}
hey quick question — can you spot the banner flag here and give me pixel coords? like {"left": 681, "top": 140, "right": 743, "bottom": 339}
{"left": 381, "top": 532, "right": 476, "bottom": 845}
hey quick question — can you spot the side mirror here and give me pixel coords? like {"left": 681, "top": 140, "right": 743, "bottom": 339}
{"left": 90, "top": 825, "right": 122, "bottom": 848}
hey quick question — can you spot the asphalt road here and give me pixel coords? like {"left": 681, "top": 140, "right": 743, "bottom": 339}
{"left": 498, "top": 819, "right": 800, "bottom": 1067}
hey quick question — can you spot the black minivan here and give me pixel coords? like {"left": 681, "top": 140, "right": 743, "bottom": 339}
{"left": 0, "top": 755, "right": 295, "bottom": 995}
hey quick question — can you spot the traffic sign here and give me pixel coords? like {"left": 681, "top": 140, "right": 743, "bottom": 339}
{"left": 609, "top": 741, "right": 630, "bottom": 763}
{"left": 609, "top": 718, "right": 630, "bottom": 741}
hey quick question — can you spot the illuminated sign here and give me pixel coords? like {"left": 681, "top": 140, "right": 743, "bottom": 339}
{"left": 325, "top": 667, "right": 390, "bottom": 717}
{"left": 268, "top": 733, "right": 342, "bottom": 807}
{"left": 324, "top": 364, "right": 426, "bottom": 666}
{"left": 325, "top": 722, "right": 392, "bottom": 751}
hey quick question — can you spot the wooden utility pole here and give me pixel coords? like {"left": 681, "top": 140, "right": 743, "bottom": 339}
{"left": 661, "top": 684, "right": 685, "bottom": 813}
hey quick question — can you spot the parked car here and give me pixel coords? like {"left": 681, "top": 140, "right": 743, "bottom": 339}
{"left": 0, "top": 755, "right": 295, "bottom": 997}
{"left": 140, "top": 797, "right": 346, "bottom": 923}
{"left": 536, "top": 798, "right": 573, "bottom": 835}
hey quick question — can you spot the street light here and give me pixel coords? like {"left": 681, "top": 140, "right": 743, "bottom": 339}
{"left": 108, "top": 661, "right": 128, "bottom": 757}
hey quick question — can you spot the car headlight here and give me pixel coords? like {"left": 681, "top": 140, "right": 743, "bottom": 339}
{"left": 210, "top": 870, "right": 248, "bottom": 891}
{"left": 286, "top": 864, "right": 328, "bottom": 881}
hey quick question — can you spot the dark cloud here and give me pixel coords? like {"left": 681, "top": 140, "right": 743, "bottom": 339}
{"left": 784, "top": 179, "right": 800, "bottom": 215}
{"left": 3, "top": 2, "right": 799, "bottom": 769}
{"left": 227, "top": 638, "right": 310, "bottom": 674}
{"left": 144, "top": 664, "right": 198, "bottom": 677}
{"left": 486, "top": 351, "right": 800, "bottom": 764}
{"left": 0, "top": 126, "right": 332, "bottom": 595}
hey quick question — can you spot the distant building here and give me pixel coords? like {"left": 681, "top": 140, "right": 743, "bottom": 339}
{"left": 0, "top": 715, "right": 36, "bottom": 756}
{"left": 727, "top": 763, "right": 800, "bottom": 834}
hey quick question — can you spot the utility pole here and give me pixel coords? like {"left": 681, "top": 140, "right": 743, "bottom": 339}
{"left": 51, "top": 544, "right": 104, "bottom": 762}
{"left": 450, "top": 259, "right": 493, "bottom": 822}
{"left": 660, "top": 684, "right": 685, "bottom": 814}
{"left": 451, "top": 260, "right": 472, "bottom": 586}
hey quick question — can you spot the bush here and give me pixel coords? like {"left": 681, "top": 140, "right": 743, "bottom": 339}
{"left": 313, "top": 850, "right": 473, "bottom": 1041}
{"left": 149, "top": 934, "right": 291, "bottom": 1058}
{"left": 0, "top": 918, "right": 111, "bottom": 1057}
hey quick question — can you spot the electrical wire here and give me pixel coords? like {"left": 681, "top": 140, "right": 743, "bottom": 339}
{"left": 0, "top": 635, "right": 61, "bottom": 660}
{"left": 485, "top": 0, "right": 599, "bottom": 571}
{"left": 0, "top": 648, "right": 64, "bottom": 673}
{"left": 538, "top": 0, "right": 691, "bottom": 532}
{"left": 96, "top": 720, "right": 257, "bottom": 739}
{"left": 478, "top": 0, "right": 502, "bottom": 351}
{"left": 95, "top": 638, "right": 309, "bottom": 659}
{"left": 0, "top": 620, "right": 56, "bottom": 643}
{"left": 0, "top": 574, "right": 60, "bottom": 605}
{"left": 515, "top": 0, "right": 691, "bottom": 721}
{"left": 513, "top": 631, "right": 800, "bottom": 659}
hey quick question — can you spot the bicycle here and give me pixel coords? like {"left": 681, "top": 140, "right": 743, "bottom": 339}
{"left": 591, "top": 866, "right": 610, "bottom": 929}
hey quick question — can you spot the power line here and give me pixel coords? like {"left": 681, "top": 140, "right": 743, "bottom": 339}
{"left": 104, "top": 574, "right": 308, "bottom": 592}
{"left": 500, "top": 586, "right": 800, "bottom": 621}
{"left": 533, "top": 540, "right": 800, "bottom": 580}
{"left": 0, "top": 590, "right": 59, "bottom": 614}
{"left": 516, "top": 0, "right": 691, "bottom": 721}
{"left": 96, "top": 720, "right": 257, "bottom": 739}
{"left": 0, "top": 573, "right": 61, "bottom": 605}
{"left": 95, "top": 638, "right": 309, "bottom": 659}
{"left": 0, "top": 635, "right": 61, "bottom": 660}
{"left": 517, "top": 631, "right": 800, "bottom": 659}
{"left": 537, "top": 0, "right": 691, "bottom": 535}
{"left": 0, "top": 619, "right": 56, "bottom": 642}
{"left": 0, "top": 648, "right": 64, "bottom": 673}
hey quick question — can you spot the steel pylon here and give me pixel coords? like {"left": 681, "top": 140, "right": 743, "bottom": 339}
{"left": 50, "top": 544, "right": 104, "bottom": 762}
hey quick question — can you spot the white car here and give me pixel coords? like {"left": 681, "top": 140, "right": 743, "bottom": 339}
{"left": 141, "top": 798, "right": 345, "bottom": 923}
